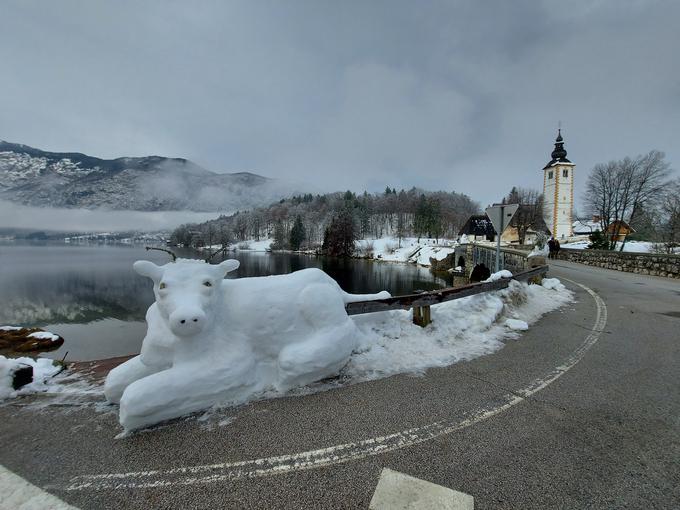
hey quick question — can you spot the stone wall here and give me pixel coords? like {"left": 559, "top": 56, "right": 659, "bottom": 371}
{"left": 557, "top": 248, "right": 680, "bottom": 278}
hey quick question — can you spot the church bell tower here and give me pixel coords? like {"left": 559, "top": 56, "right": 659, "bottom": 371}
{"left": 543, "top": 129, "right": 574, "bottom": 239}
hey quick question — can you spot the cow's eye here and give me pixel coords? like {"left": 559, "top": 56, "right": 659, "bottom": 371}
{"left": 203, "top": 281, "right": 212, "bottom": 287}
{"left": 159, "top": 282, "right": 167, "bottom": 289}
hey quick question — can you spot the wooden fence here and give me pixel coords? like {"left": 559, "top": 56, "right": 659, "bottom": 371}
{"left": 346, "top": 265, "right": 548, "bottom": 326}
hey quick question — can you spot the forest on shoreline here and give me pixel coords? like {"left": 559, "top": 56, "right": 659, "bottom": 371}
{"left": 170, "top": 188, "right": 480, "bottom": 255}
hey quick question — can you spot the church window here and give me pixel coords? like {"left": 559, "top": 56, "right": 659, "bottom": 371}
{"left": 548, "top": 171, "right": 553, "bottom": 179}
{"left": 563, "top": 169, "right": 569, "bottom": 178}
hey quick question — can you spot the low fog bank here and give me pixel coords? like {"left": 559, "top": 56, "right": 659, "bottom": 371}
{"left": 0, "top": 200, "right": 221, "bottom": 232}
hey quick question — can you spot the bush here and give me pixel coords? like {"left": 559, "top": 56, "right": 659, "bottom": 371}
{"left": 322, "top": 209, "right": 357, "bottom": 257}
{"left": 587, "top": 230, "right": 610, "bottom": 250}
{"left": 357, "top": 241, "right": 375, "bottom": 258}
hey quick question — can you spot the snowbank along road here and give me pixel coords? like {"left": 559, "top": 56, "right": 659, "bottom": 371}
{"left": 1, "top": 260, "right": 679, "bottom": 508}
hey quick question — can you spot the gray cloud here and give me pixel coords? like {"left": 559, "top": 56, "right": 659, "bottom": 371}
{"left": 1, "top": 0, "right": 678, "bottom": 210}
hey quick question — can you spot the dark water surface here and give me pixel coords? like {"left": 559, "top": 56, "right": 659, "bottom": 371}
{"left": 0, "top": 243, "right": 446, "bottom": 360}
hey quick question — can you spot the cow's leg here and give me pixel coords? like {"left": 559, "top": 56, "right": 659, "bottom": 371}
{"left": 118, "top": 352, "right": 259, "bottom": 432}
{"left": 274, "top": 283, "right": 359, "bottom": 392}
{"left": 276, "top": 319, "right": 356, "bottom": 392}
{"left": 104, "top": 355, "right": 164, "bottom": 404}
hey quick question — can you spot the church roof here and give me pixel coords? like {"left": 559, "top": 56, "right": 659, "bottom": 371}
{"left": 543, "top": 129, "right": 572, "bottom": 169}
{"left": 459, "top": 215, "right": 495, "bottom": 236}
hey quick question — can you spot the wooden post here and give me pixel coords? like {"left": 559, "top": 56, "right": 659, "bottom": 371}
{"left": 422, "top": 305, "right": 431, "bottom": 326}
{"left": 412, "top": 306, "right": 432, "bottom": 327}
{"left": 412, "top": 306, "right": 422, "bottom": 326}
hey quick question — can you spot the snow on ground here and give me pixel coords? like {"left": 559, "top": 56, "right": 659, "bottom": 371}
{"left": 0, "top": 355, "right": 62, "bottom": 399}
{"left": 484, "top": 269, "right": 513, "bottom": 282}
{"left": 528, "top": 244, "right": 549, "bottom": 257}
{"left": 27, "top": 331, "right": 61, "bottom": 341}
{"left": 203, "top": 236, "right": 457, "bottom": 266}
{"left": 356, "top": 237, "right": 457, "bottom": 266}
{"left": 348, "top": 276, "right": 573, "bottom": 381}
{"left": 563, "top": 239, "right": 678, "bottom": 253}
{"left": 233, "top": 239, "right": 273, "bottom": 252}
{"left": 199, "top": 239, "right": 274, "bottom": 253}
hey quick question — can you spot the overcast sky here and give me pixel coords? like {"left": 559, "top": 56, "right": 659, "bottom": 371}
{"left": 1, "top": 0, "right": 678, "bottom": 210}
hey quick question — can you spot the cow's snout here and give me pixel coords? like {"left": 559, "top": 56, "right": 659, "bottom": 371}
{"left": 169, "top": 308, "right": 207, "bottom": 336}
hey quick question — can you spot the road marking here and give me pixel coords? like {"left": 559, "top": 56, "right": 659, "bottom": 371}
{"left": 0, "top": 464, "right": 79, "bottom": 510}
{"left": 369, "top": 468, "right": 474, "bottom": 509}
{"left": 63, "top": 280, "right": 607, "bottom": 491}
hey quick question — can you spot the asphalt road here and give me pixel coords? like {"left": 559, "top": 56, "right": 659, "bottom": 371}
{"left": 1, "top": 260, "right": 679, "bottom": 509}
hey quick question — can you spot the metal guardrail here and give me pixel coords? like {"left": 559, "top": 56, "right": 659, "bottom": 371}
{"left": 345, "top": 265, "right": 548, "bottom": 320}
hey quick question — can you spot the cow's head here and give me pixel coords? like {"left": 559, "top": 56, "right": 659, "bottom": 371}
{"left": 133, "top": 258, "right": 240, "bottom": 337}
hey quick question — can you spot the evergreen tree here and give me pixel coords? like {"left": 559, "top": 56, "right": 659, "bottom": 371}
{"left": 322, "top": 208, "right": 356, "bottom": 257}
{"left": 289, "top": 215, "right": 306, "bottom": 251}
{"left": 414, "top": 194, "right": 429, "bottom": 240}
{"left": 588, "top": 230, "right": 610, "bottom": 250}
{"left": 272, "top": 219, "right": 288, "bottom": 250}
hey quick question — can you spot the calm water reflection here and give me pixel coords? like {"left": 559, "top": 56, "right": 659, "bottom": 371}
{"left": 0, "top": 243, "right": 446, "bottom": 360}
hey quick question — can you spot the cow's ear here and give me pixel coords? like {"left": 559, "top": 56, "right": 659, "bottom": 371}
{"left": 215, "top": 259, "right": 240, "bottom": 277}
{"left": 133, "top": 260, "right": 164, "bottom": 283}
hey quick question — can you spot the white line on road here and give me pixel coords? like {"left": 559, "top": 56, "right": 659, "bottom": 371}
{"left": 63, "top": 280, "right": 607, "bottom": 491}
{"left": 0, "top": 464, "right": 79, "bottom": 510}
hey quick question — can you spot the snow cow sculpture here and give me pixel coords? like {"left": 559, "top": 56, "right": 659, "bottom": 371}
{"left": 104, "top": 258, "right": 390, "bottom": 431}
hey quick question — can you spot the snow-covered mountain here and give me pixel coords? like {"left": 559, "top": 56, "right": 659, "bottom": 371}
{"left": 0, "top": 141, "right": 301, "bottom": 212}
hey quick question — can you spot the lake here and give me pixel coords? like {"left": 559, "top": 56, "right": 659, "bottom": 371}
{"left": 0, "top": 243, "right": 448, "bottom": 361}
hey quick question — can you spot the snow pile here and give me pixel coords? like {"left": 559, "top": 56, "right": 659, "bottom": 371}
{"left": 484, "top": 269, "right": 513, "bottom": 282}
{"left": 0, "top": 355, "right": 62, "bottom": 399}
{"left": 528, "top": 244, "right": 549, "bottom": 257}
{"left": 349, "top": 278, "right": 572, "bottom": 380}
{"left": 541, "top": 277, "right": 565, "bottom": 291}
{"left": 505, "top": 318, "right": 529, "bottom": 331}
{"left": 27, "top": 331, "right": 61, "bottom": 341}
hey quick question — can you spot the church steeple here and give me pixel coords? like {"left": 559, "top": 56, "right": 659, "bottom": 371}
{"left": 544, "top": 129, "right": 571, "bottom": 169}
{"left": 541, "top": 127, "right": 575, "bottom": 239}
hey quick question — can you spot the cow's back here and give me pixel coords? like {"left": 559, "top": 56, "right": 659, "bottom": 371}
{"left": 218, "top": 268, "right": 346, "bottom": 356}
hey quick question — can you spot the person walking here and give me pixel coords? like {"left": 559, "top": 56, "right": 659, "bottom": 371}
{"left": 548, "top": 237, "right": 556, "bottom": 259}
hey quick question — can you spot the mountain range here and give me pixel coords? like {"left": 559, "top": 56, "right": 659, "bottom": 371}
{"left": 0, "top": 141, "right": 301, "bottom": 212}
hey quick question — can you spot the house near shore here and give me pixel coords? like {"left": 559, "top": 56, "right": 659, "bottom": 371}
{"left": 604, "top": 220, "right": 635, "bottom": 242}
{"left": 572, "top": 217, "right": 601, "bottom": 235}
{"left": 458, "top": 215, "right": 495, "bottom": 241}
{"left": 500, "top": 207, "right": 551, "bottom": 245}
{"left": 572, "top": 216, "right": 635, "bottom": 242}
{"left": 459, "top": 209, "right": 551, "bottom": 245}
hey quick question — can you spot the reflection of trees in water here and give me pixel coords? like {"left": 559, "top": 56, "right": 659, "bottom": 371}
{"left": 1, "top": 258, "right": 154, "bottom": 326}
{"left": 1, "top": 245, "right": 446, "bottom": 326}
{"left": 226, "top": 252, "right": 446, "bottom": 295}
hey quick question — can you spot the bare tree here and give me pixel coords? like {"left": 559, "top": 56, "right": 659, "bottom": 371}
{"left": 504, "top": 187, "right": 544, "bottom": 245}
{"left": 659, "top": 179, "right": 680, "bottom": 252}
{"left": 584, "top": 150, "right": 672, "bottom": 250}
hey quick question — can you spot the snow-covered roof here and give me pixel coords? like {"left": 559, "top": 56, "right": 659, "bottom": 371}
{"left": 572, "top": 220, "right": 600, "bottom": 233}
